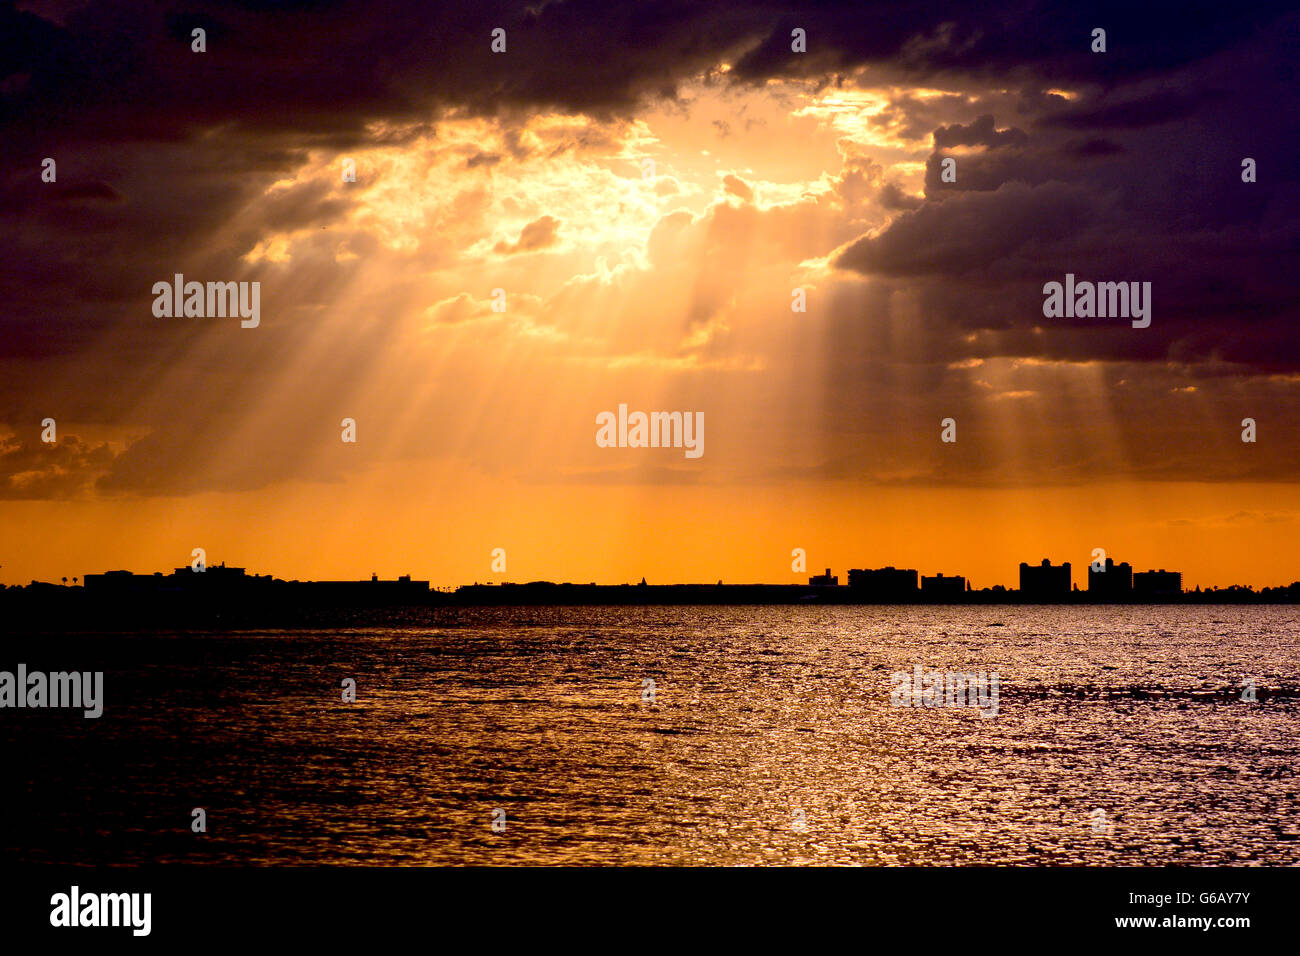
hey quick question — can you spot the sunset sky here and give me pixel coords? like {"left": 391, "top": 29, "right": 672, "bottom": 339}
{"left": 2, "top": 1, "right": 1298, "bottom": 589}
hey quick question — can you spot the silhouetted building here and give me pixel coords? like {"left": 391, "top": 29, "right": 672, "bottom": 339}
{"left": 921, "top": 573, "right": 966, "bottom": 597}
{"left": 82, "top": 570, "right": 161, "bottom": 594}
{"left": 808, "top": 568, "right": 838, "bottom": 586}
{"left": 292, "top": 574, "right": 429, "bottom": 604}
{"left": 1133, "top": 569, "right": 1182, "bottom": 597}
{"left": 1088, "top": 558, "right": 1133, "bottom": 597}
{"left": 847, "top": 566, "right": 918, "bottom": 597}
{"left": 1020, "top": 559, "right": 1071, "bottom": 598}
{"left": 170, "top": 562, "right": 248, "bottom": 591}
{"left": 83, "top": 564, "right": 428, "bottom": 605}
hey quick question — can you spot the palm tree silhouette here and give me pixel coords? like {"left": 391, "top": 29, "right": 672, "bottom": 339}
{"left": 62, "top": 576, "right": 68, "bottom": 586}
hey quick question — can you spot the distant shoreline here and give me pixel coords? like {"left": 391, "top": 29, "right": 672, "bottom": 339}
{"left": 1, "top": 580, "right": 1296, "bottom": 635}
{"left": 437, "top": 583, "right": 1299, "bottom": 605}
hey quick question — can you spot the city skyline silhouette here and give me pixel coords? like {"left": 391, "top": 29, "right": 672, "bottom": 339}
{"left": 4, "top": 554, "right": 1297, "bottom": 610}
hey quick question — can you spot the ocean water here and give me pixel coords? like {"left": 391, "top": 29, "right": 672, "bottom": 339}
{"left": 4, "top": 605, "right": 1299, "bottom": 865}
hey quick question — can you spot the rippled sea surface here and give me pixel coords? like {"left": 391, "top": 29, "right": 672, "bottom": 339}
{"left": 6, "top": 605, "right": 1300, "bottom": 865}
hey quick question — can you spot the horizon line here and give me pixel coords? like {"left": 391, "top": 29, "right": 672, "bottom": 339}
{"left": 6, "top": 561, "right": 1299, "bottom": 594}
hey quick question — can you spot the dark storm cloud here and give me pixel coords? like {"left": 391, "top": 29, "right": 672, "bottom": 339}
{"left": 838, "top": 180, "right": 1103, "bottom": 277}
{"left": 3, "top": 0, "right": 746, "bottom": 148}
{"left": 1038, "top": 88, "right": 1212, "bottom": 130}
{"left": 870, "top": 91, "right": 969, "bottom": 143}
{"left": 878, "top": 182, "right": 923, "bottom": 211}
{"left": 726, "top": 0, "right": 1297, "bottom": 86}
{"left": 6, "top": 1, "right": 1294, "bottom": 150}
{"left": 933, "top": 114, "right": 1028, "bottom": 150}
{"left": 833, "top": 15, "right": 1300, "bottom": 375}
{"left": 0, "top": 431, "right": 118, "bottom": 499}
